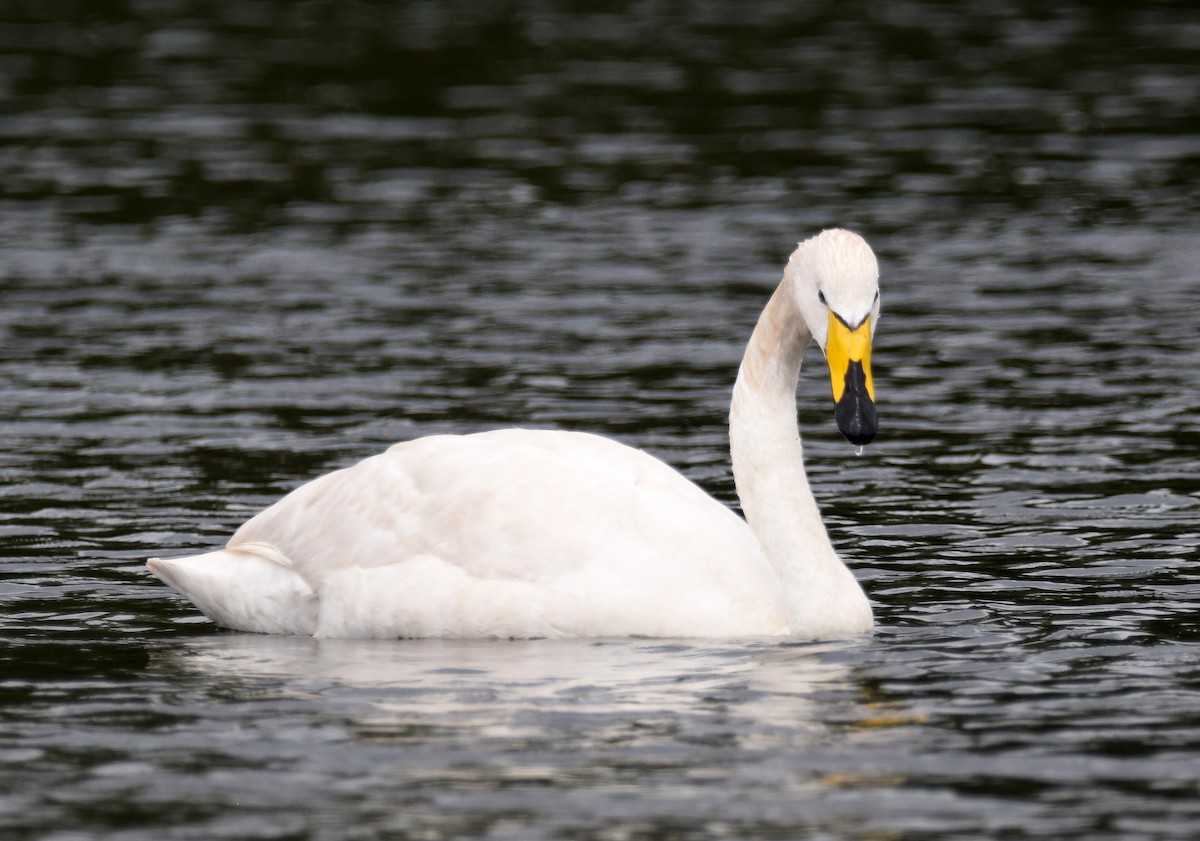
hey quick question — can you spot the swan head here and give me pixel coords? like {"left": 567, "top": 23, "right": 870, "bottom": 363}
{"left": 789, "top": 229, "right": 881, "bottom": 447}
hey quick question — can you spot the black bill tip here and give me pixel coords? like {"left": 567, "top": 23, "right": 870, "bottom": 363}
{"left": 834, "top": 360, "right": 877, "bottom": 446}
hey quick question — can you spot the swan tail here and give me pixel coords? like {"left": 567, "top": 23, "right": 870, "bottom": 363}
{"left": 147, "top": 544, "right": 318, "bottom": 636}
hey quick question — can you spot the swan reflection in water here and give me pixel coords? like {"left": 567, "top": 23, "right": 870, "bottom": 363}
{"left": 164, "top": 635, "right": 879, "bottom": 736}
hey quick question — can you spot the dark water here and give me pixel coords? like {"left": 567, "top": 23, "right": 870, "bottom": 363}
{"left": 2, "top": 1, "right": 1199, "bottom": 838}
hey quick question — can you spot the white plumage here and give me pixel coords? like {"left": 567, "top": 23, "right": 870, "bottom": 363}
{"left": 149, "top": 228, "right": 883, "bottom": 640}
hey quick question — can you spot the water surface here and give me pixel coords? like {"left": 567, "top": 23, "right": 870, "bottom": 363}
{"left": 2, "top": 2, "right": 1199, "bottom": 839}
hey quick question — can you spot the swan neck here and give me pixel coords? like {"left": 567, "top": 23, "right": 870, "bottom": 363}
{"left": 729, "top": 270, "right": 871, "bottom": 638}
{"left": 733, "top": 278, "right": 810, "bottom": 401}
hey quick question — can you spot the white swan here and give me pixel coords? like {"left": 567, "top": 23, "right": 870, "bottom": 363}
{"left": 148, "top": 228, "right": 882, "bottom": 640}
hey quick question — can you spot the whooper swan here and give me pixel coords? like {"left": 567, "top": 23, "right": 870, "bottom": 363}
{"left": 148, "top": 228, "right": 882, "bottom": 640}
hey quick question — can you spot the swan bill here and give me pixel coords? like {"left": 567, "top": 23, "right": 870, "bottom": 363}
{"left": 834, "top": 360, "right": 877, "bottom": 445}
{"left": 826, "top": 313, "right": 877, "bottom": 446}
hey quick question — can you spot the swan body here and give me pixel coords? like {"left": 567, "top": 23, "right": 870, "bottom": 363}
{"left": 149, "top": 228, "right": 883, "bottom": 640}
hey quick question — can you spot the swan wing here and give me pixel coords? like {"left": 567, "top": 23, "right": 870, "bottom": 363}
{"left": 152, "top": 429, "right": 788, "bottom": 638}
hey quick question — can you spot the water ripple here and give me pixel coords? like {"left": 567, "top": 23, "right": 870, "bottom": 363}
{"left": 2, "top": 1, "right": 1200, "bottom": 839}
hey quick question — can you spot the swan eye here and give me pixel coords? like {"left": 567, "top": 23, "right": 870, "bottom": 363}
{"left": 818, "top": 290, "right": 827, "bottom": 305}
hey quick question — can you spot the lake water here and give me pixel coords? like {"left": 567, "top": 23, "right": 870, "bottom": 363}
{"left": 2, "top": 1, "right": 1199, "bottom": 838}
